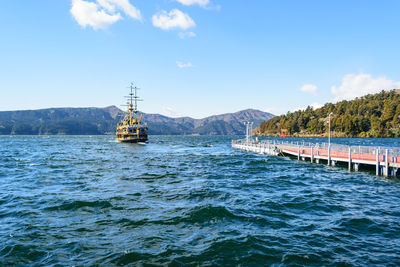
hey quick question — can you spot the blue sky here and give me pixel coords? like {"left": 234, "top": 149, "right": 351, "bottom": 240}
{"left": 1, "top": 0, "right": 400, "bottom": 118}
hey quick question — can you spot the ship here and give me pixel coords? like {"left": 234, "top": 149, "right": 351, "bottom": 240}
{"left": 116, "top": 83, "right": 148, "bottom": 143}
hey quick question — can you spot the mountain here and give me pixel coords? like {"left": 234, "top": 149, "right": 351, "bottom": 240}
{"left": 0, "top": 107, "right": 120, "bottom": 135}
{"left": 257, "top": 89, "right": 400, "bottom": 138}
{"left": 143, "top": 109, "right": 274, "bottom": 135}
{"left": 0, "top": 107, "right": 275, "bottom": 135}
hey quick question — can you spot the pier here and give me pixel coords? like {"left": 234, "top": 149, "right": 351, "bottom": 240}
{"left": 232, "top": 138, "right": 400, "bottom": 177}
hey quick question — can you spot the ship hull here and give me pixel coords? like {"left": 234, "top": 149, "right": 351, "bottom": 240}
{"left": 117, "top": 137, "right": 148, "bottom": 143}
{"left": 116, "top": 134, "right": 148, "bottom": 143}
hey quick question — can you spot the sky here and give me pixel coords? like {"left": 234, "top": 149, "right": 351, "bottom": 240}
{"left": 1, "top": 0, "right": 400, "bottom": 118}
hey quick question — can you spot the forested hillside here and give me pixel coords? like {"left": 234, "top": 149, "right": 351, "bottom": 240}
{"left": 257, "top": 90, "right": 400, "bottom": 138}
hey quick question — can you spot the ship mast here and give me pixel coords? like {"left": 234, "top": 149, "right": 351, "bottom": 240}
{"left": 134, "top": 85, "right": 138, "bottom": 123}
{"left": 129, "top": 83, "right": 134, "bottom": 125}
{"left": 126, "top": 82, "right": 140, "bottom": 125}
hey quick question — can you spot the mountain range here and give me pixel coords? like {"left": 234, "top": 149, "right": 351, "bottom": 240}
{"left": 0, "top": 106, "right": 275, "bottom": 135}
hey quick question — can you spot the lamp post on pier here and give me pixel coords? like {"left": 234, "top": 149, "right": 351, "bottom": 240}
{"left": 244, "top": 121, "right": 254, "bottom": 144}
{"left": 328, "top": 112, "right": 333, "bottom": 147}
{"left": 244, "top": 122, "right": 249, "bottom": 144}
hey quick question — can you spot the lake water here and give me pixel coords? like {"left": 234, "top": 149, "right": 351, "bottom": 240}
{"left": 1, "top": 135, "right": 400, "bottom": 266}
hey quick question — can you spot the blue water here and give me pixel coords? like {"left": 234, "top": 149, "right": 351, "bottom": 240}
{"left": 1, "top": 136, "right": 400, "bottom": 266}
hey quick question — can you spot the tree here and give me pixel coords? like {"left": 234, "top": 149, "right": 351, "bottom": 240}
{"left": 258, "top": 89, "right": 400, "bottom": 137}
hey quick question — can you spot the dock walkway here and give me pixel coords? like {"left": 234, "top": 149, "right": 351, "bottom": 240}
{"left": 232, "top": 139, "right": 400, "bottom": 177}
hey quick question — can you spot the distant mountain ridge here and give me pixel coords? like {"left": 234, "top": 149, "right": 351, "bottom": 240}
{"left": 0, "top": 107, "right": 275, "bottom": 135}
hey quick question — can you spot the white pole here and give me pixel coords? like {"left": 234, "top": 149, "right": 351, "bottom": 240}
{"left": 328, "top": 145, "right": 331, "bottom": 166}
{"left": 328, "top": 112, "right": 331, "bottom": 147}
{"left": 244, "top": 122, "right": 248, "bottom": 144}
{"left": 311, "top": 147, "right": 313, "bottom": 163}
{"left": 250, "top": 122, "right": 253, "bottom": 141}
{"left": 348, "top": 147, "right": 352, "bottom": 171}
{"left": 385, "top": 149, "right": 389, "bottom": 177}
{"left": 376, "top": 149, "right": 380, "bottom": 176}
{"left": 249, "top": 122, "right": 251, "bottom": 137}
{"left": 246, "top": 122, "right": 249, "bottom": 144}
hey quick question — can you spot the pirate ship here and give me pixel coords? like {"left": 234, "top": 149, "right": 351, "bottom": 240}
{"left": 116, "top": 83, "right": 148, "bottom": 143}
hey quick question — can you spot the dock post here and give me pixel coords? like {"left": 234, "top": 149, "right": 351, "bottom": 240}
{"left": 376, "top": 150, "right": 380, "bottom": 176}
{"left": 328, "top": 145, "right": 331, "bottom": 166}
{"left": 384, "top": 149, "right": 389, "bottom": 177}
{"left": 311, "top": 147, "right": 314, "bottom": 163}
{"left": 348, "top": 147, "right": 352, "bottom": 171}
{"left": 354, "top": 163, "right": 359, "bottom": 171}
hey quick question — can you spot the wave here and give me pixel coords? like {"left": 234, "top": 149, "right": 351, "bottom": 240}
{"left": 181, "top": 205, "right": 240, "bottom": 223}
{"left": 44, "top": 200, "right": 112, "bottom": 211}
{"left": 336, "top": 217, "right": 380, "bottom": 234}
{"left": 0, "top": 244, "right": 48, "bottom": 265}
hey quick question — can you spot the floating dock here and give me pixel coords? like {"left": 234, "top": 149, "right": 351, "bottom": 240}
{"left": 232, "top": 139, "right": 400, "bottom": 177}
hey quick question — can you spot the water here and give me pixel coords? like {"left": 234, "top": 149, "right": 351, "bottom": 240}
{"left": 1, "top": 135, "right": 400, "bottom": 266}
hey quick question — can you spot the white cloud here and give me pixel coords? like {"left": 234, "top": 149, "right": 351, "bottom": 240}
{"left": 291, "top": 106, "right": 306, "bottom": 112}
{"left": 152, "top": 9, "right": 195, "bottom": 30}
{"left": 264, "top": 107, "right": 282, "bottom": 115}
{"left": 70, "top": 0, "right": 141, "bottom": 30}
{"left": 71, "top": 0, "right": 121, "bottom": 29}
{"left": 300, "top": 84, "right": 318, "bottom": 95}
{"left": 176, "top": 0, "right": 210, "bottom": 7}
{"left": 310, "top": 102, "right": 323, "bottom": 109}
{"left": 162, "top": 106, "right": 180, "bottom": 117}
{"left": 291, "top": 103, "right": 322, "bottom": 112}
{"left": 178, "top": 31, "right": 196, "bottom": 39}
{"left": 97, "top": 0, "right": 141, "bottom": 19}
{"left": 331, "top": 73, "right": 400, "bottom": 101}
{"left": 176, "top": 61, "right": 193, "bottom": 68}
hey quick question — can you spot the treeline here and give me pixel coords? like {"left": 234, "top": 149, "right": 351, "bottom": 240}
{"left": 257, "top": 89, "right": 400, "bottom": 138}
